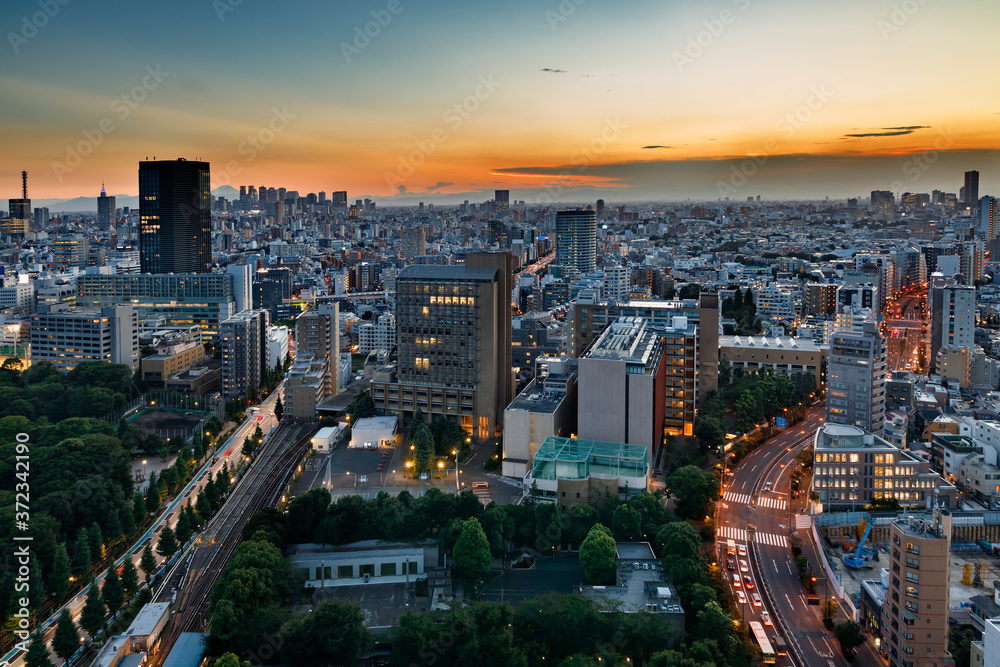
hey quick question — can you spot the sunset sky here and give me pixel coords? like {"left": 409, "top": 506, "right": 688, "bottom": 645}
{"left": 2, "top": 0, "right": 999, "bottom": 205}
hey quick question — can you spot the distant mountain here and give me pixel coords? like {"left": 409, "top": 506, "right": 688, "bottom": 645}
{"left": 27, "top": 185, "right": 238, "bottom": 213}
{"left": 212, "top": 185, "right": 239, "bottom": 199}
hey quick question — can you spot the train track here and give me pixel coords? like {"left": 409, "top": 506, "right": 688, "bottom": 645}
{"left": 150, "top": 424, "right": 310, "bottom": 663}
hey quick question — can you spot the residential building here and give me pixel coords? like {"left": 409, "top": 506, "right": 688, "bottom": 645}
{"left": 556, "top": 209, "right": 597, "bottom": 274}
{"left": 358, "top": 313, "right": 395, "bottom": 355}
{"left": 756, "top": 284, "right": 797, "bottom": 322}
{"left": 295, "top": 302, "right": 341, "bottom": 397}
{"left": 266, "top": 325, "right": 288, "bottom": 371}
{"left": 52, "top": 235, "right": 89, "bottom": 269}
{"left": 370, "top": 252, "right": 512, "bottom": 439}
{"left": 603, "top": 264, "right": 630, "bottom": 302}
{"left": 30, "top": 305, "right": 138, "bottom": 373}
{"left": 220, "top": 309, "right": 267, "bottom": 397}
{"left": 930, "top": 284, "right": 975, "bottom": 365}
{"left": 719, "top": 335, "right": 825, "bottom": 389}
{"left": 827, "top": 322, "right": 887, "bottom": 435}
{"left": 284, "top": 355, "right": 329, "bottom": 421}
{"left": 401, "top": 227, "right": 426, "bottom": 260}
{"left": 803, "top": 282, "right": 838, "bottom": 316}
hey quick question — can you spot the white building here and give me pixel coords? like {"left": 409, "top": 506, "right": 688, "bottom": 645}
{"left": 266, "top": 325, "right": 289, "bottom": 370}
{"left": 30, "top": 305, "right": 138, "bottom": 373}
{"left": 603, "top": 265, "right": 630, "bottom": 302}
{"left": 358, "top": 313, "right": 395, "bottom": 355}
{"left": 756, "top": 284, "right": 797, "bottom": 322}
{"left": 349, "top": 416, "right": 398, "bottom": 449}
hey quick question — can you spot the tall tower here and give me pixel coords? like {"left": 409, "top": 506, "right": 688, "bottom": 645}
{"left": 493, "top": 189, "right": 510, "bottom": 215}
{"left": 826, "top": 321, "right": 887, "bottom": 435}
{"left": 4, "top": 171, "right": 31, "bottom": 238}
{"left": 138, "top": 159, "right": 211, "bottom": 274}
{"left": 556, "top": 209, "right": 597, "bottom": 274}
{"left": 964, "top": 170, "right": 980, "bottom": 205}
{"left": 97, "top": 183, "right": 116, "bottom": 231}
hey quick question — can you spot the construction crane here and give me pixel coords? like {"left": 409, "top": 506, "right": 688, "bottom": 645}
{"left": 843, "top": 521, "right": 878, "bottom": 569}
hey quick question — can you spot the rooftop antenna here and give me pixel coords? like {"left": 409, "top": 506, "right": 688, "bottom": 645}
{"left": 21, "top": 171, "right": 27, "bottom": 199}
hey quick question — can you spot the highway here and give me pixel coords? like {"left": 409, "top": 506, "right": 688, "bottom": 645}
{"left": 885, "top": 293, "right": 927, "bottom": 373}
{"left": 0, "top": 387, "right": 285, "bottom": 667}
{"left": 717, "top": 403, "right": 878, "bottom": 667}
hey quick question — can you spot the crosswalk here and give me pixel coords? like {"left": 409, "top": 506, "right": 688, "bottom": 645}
{"left": 722, "top": 491, "right": 786, "bottom": 511}
{"left": 717, "top": 525, "right": 789, "bottom": 548}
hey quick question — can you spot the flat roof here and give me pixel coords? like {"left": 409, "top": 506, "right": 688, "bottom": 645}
{"left": 398, "top": 265, "right": 498, "bottom": 282}
{"left": 720, "top": 335, "right": 822, "bottom": 352}
{"left": 161, "top": 633, "right": 207, "bottom": 667}
{"left": 352, "top": 416, "right": 398, "bottom": 431}
{"left": 616, "top": 542, "right": 657, "bottom": 561}
{"left": 507, "top": 379, "right": 567, "bottom": 414}
{"left": 125, "top": 602, "right": 170, "bottom": 636}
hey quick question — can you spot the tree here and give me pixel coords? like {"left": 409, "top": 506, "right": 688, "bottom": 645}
{"left": 145, "top": 472, "right": 160, "bottom": 512}
{"left": 274, "top": 397, "right": 284, "bottom": 421}
{"left": 79, "top": 580, "right": 106, "bottom": 636}
{"left": 71, "top": 528, "right": 91, "bottom": 576}
{"left": 214, "top": 654, "right": 250, "bottom": 667}
{"left": 279, "top": 600, "right": 369, "bottom": 667}
{"left": 120, "top": 557, "right": 139, "bottom": 598}
{"left": 52, "top": 609, "right": 79, "bottom": 665}
{"left": 696, "top": 601, "right": 733, "bottom": 643}
{"left": 453, "top": 518, "right": 491, "bottom": 581}
{"left": 24, "top": 632, "right": 53, "bottom": 667}
{"left": 579, "top": 524, "right": 617, "bottom": 585}
{"left": 834, "top": 621, "right": 865, "bottom": 660}
{"left": 611, "top": 505, "right": 642, "bottom": 542}
{"left": 101, "top": 565, "right": 125, "bottom": 613}
{"left": 157, "top": 526, "right": 179, "bottom": 559}
{"left": 175, "top": 509, "right": 193, "bottom": 546}
{"left": 88, "top": 523, "right": 105, "bottom": 564}
{"left": 412, "top": 422, "right": 434, "bottom": 473}
{"left": 139, "top": 543, "right": 156, "bottom": 580}
{"left": 49, "top": 543, "right": 71, "bottom": 601}
{"left": 694, "top": 416, "right": 725, "bottom": 454}
{"left": 667, "top": 465, "right": 720, "bottom": 519}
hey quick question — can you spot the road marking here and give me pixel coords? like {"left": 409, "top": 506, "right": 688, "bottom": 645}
{"left": 724, "top": 491, "right": 750, "bottom": 504}
{"left": 773, "top": 559, "right": 778, "bottom": 573}
{"left": 758, "top": 497, "right": 787, "bottom": 510}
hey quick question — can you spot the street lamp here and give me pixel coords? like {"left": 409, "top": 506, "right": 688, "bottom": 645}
{"left": 452, "top": 449, "right": 460, "bottom": 491}
{"left": 141, "top": 459, "right": 147, "bottom": 480}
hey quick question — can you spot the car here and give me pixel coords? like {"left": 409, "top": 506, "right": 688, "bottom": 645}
{"left": 737, "top": 544, "right": 747, "bottom": 557}
{"left": 763, "top": 481, "right": 772, "bottom": 491}
{"left": 752, "top": 593, "right": 762, "bottom": 607}
{"left": 727, "top": 543, "right": 737, "bottom": 556}
{"left": 761, "top": 611, "right": 772, "bottom": 626}
{"left": 740, "top": 559, "right": 749, "bottom": 572}
{"left": 359, "top": 475, "right": 367, "bottom": 484}
{"left": 743, "top": 576, "right": 754, "bottom": 589}
{"left": 726, "top": 559, "right": 736, "bottom": 571}
{"left": 737, "top": 591, "right": 748, "bottom": 605}
{"left": 732, "top": 574, "right": 741, "bottom": 588}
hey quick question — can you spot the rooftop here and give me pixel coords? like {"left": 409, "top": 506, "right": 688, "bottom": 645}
{"left": 507, "top": 378, "right": 569, "bottom": 414}
{"left": 720, "top": 335, "right": 822, "bottom": 352}
{"left": 398, "top": 265, "right": 498, "bottom": 282}
{"left": 616, "top": 542, "right": 657, "bottom": 561}
{"left": 530, "top": 436, "right": 647, "bottom": 481}
{"left": 352, "top": 416, "right": 398, "bottom": 431}
{"left": 125, "top": 602, "right": 170, "bottom": 637}
{"left": 161, "top": 633, "right": 207, "bottom": 667}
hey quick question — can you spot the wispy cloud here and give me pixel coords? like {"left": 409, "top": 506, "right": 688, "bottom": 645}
{"left": 641, "top": 145, "right": 671, "bottom": 149}
{"left": 540, "top": 68, "right": 567, "bottom": 74}
{"left": 843, "top": 125, "right": 930, "bottom": 138}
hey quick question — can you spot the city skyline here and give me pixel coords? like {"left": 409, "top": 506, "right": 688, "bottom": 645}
{"left": 2, "top": 0, "right": 999, "bottom": 204}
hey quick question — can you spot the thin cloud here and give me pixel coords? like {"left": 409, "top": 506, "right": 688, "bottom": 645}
{"left": 540, "top": 68, "right": 567, "bottom": 74}
{"left": 642, "top": 145, "right": 672, "bottom": 149}
{"left": 843, "top": 125, "right": 929, "bottom": 138}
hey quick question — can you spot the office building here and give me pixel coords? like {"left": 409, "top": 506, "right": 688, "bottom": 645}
{"left": 33, "top": 207, "right": 49, "bottom": 229}
{"left": 220, "top": 309, "right": 267, "bottom": 398}
{"left": 811, "top": 423, "right": 955, "bottom": 511}
{"left": 556, "top": 209, "right": 597, "bottom": 274}
{"left": 5, "top": 171, "right": 30, "bottom": 238}
{"left": 488, "top": 219, "right": 510, "bottom": 248}
{"left": 97, "top": 184, "right": 115, "bottom": 231}
{"left": 882, "top": 512, "right": 954, "bottom": 667}
{"left": 358, "top": 313, "right": 395, "bottom": 355}
{"left": 141, "top": 333, "right": 206, "bottom": 389}
{"left": 226, "top": 263, "right": 253, "bottom": 313}
{"left": 494, "top": 189, "right": 510, "bottom": 215}
{"left": 370, "top": 252, "right": 512, "bottom": 439}
{"left": 603, "top": 264, "right": 629, "bottom": 302}
{"left": 578, "top": 317, "right": 671, "bottom": 453}
{"left": 76, "top": 273, "right": 237, "bottom": 342}
{"left": 966, "top": 170, "right": 980, "bottom": 205}
{"left": 266, "top": 325, "right": 288, "bottom": 371}
{"left": 138, "top": 158, "right": 211, "bottom": 274}
{"left": 30, "top": 305, "right": 138, "bottom": 373}
{"left": 719, "top": 335, "right": 825, "bottom": 389}
{"left": 827, "top": 322, "right": 887, "bottom": 435}
{"left": 52, "top": 235, "right": 89, "bottom": 270}
{"left": 525, "top": 436, "right": 648, "bottom": 505}
{"left": 569, "top": 293, "right": 719, "bottom": 401}
{"left": 930, "top": 284, "right": 975, "bottom": 365}
{"left": 872, "top": 190, "right": 895, "bottom": 222}
{"left": 330, "top": 190, "right": 347, "bottom": 209}
{"left": 982, "top": 196, "right": 998, "bottom": 243}
{"left": 295, "top": 302, "right": 341, "bottom": 398}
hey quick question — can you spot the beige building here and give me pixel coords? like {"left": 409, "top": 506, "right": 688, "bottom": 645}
{"left": 881, "top": 512, "right": 954, "bottom": 667}
{"left": 803, "top": 282, "right": 838, "bottom": 316}
{"left": 719, "top": 335, "right": 825, "bottom": 389}
{"left": 284, "top": 356, "right": 329, "bottom": 422}
{"left": 296, "top": 302, "right": 341, "bottom": 398}
{"left": 141, "top": 342, "right": 205, "bottom": 388}
{"left": 371, "top": 252, "right": 512, "bottom": 440}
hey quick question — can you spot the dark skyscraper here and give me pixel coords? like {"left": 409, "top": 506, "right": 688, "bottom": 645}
{"left": 494, "top": 189, "right": 509, "bottom": 215}
{"left": 331, "top": 190, "right": 347, "bottom": 209}
{"left": 138, "top": 159, "right": 211, "bottom": 274}
{"left": 556, "top": 209, "right": 597, "bottom": 274}
{"left": 97, "top": 183, "right": 115, "bottom": 231}
{"left": 964, "top": 170, "right": 979, "bottom": 205}
{"left": 4, "top": 171, "right": 30, "bottom": 238}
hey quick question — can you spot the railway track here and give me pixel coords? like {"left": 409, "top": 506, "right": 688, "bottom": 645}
{"left": 150, "top": 424, "right": 310, "bottom": 663}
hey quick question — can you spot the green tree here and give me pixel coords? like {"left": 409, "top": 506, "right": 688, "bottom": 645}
{"left": 694, "top": 416, "right": 725, "bottom": 454}
{"left": 52, "top": 609, "right": 80, "bottom": 665}
{"left": 834, "top": 621, "right": 865, "bottom": 660}
{"left": 667, "top": 465, "right": 721, "bottom": 519}
{"left": 88, "top": 523, "right": 105, "bottom": 565}
{"left": 412, "top": 422, "right": 434, "bottom": 473}
{"left": 580, "top": 524, "right": 617, "bottom": 585}
{"left": 101, "top": 565, "right": 124, "bottom": 613}
{"left": 279, "top": 600, "right": 369, "bottom": 667}
{"left": 611, "top": 504, "right": 642, "bottom": 542}
{"left": 214, "top": 654, "right": 250, "bottom": 667}
{"left": 120, "top": 557, "right": 139, "bottom": 598}
{"left": 453, "top": 518, "right": 491, "bottom": 581}
{"left": 156, "top": 526, "right": 179, "bottom": 559}
{"left": 139, "top": 543, "right": 156, "bottom": 580}
{"left": 49, "top": 543, "right": 71, "bottom": 601}
{"left": 175, "top": 509, "right": 193, "bottom": 546}
{"left": 24, "top": 632, "right": 53, "bottom": 667}
{"left": 696, "top": 601, "right": 733, "bottom": 643}
{"left": 79, "top": 580, "right": 106, "bottom": 636}
{"left": 274, "top": 397, "right": 284, "bottom": 421}
{"left": 71, "top": 528, "right": 91, "bottom": 576}
{"left": 145, "top": 472, "right": 160, "bottom": 512}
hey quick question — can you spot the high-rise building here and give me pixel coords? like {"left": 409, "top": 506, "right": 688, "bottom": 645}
{"left": 401, "top": 227, "right": 426, "bottom": 260}
{"left": 30, "top": 305, "right": 138, "bottom": 373}
{"left": 602, "top": 265, "right": 629, "bottom": 302}
{"left": 494, "top": 189, "right": 509, "bottom": 215}
{"left": 930, "top": 284, "right": 975, "bottom": 364}
{"left": 965, "top": 170, "right": 980, "bottom": 205}
{"left": 295, "top": 302, "right": 341, "bottom": 398}
{"left": 826, "top": 322, "right": 887, "bottom": 435}
{"left": 33, "top": 207, "right": 49, "bottom": 229}
{"left": 871, "top": 190, "right": 895, "bottom": 222}
{"left": 138, "top": 159, "right": 211, "bottom": 274}
{"left": 488, "top": 219, "right": 509, "bottom": 248}
{"left": 982, "top": 196, "right": 998, "bottom": 242}
{"left": 803, "top": 282, "right": 838, "bottom": 316}
{"left": 882, "top": 511, "right": 954, "bottom": 667}
{"left": 220, "top": 309, "right": 268, "bottom": 397}
{"left": 98, "top": 183, "right": 116, "bottom": 231}
{"left": 330, "top": 191, "right": 347, "bottom": 209}
{"left": 52, "top": 235, "right": 89, "bottom": 270}
{"left": 370, "top": 252, "right": 513, "bottom": 439}
{"left": 596, "top": 199, "right": 605, "bottom": 217}
{"left": 4, "top": 170, "right": 30, "bottom": 238}
{"left": 556, "top": 209, "right": 597, "bottom": 274}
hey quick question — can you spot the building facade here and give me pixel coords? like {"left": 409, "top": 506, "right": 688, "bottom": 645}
{"left": 138, "top": 158, "right": 211, "bottom": 274}
{"left": 30, "top": 305, "right": 138, "bottom": 373}
{"left": 827, "top": 322, "right": 887, "bottom": 435}
{"left": 220, "top": 309, "right": 267, "bottom": 397}
{"left": 556, "top": 209, "right": 597, "bottom": 274}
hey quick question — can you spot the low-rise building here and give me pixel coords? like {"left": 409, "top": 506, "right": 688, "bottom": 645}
{"left": 525, "top": 436, "right": 648, "bottom": 507}
{"left": 289, "top": 539, "right": 438, "bottom": 588}
{"left": 502, "top": 356, "right": 577, "bottom": 478}
{"left": 349, "top": 416, "right": 398, "bottom": 449}
{"left": 719, "top": 335, "right": 825, "bottom": 389}
{"left": 30, "top": 304, "right": 138, "bottom": 373}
